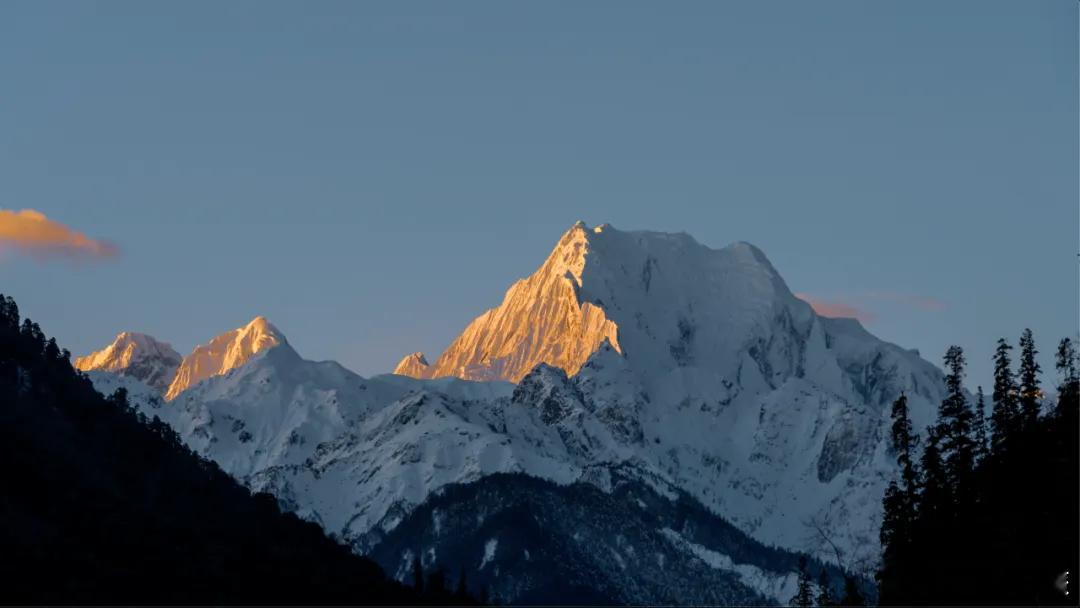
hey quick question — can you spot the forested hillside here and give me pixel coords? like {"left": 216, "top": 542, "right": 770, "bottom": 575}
{"left": 0, "top": 294, "right": 468, "bottom": 605}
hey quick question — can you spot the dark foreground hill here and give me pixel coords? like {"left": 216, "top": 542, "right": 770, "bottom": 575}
{"left": 368, "top": 469, "right": 866, "bottom": 606}
{"left": 0, "top": 294, "right": 463, "bottom": 605}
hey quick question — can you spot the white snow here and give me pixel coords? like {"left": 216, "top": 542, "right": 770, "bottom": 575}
{"left": 165, "top": 316, "right": 284, "bottom": 399}
{"left": 479, "top": 538, "right": 498, "bottom": 570}
{"left": 88, "top": 222, "right": 948, "bottom": 571}
{"left": 75, "top": 332, "right": 181, "bottom": 391}
{"left": 660, "top": 528, "right": 799, "bottom": 604}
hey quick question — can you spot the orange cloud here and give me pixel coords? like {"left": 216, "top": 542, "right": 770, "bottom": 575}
{"left": 795, "top": 293, "right": 876, "bottom": 323}
{"left": 0, "top": 209, "right": 118, "bottom": 261}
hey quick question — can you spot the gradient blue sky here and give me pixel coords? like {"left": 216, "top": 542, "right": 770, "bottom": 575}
{"left": 2, "top": 0, "right": 1076, "bottom": 388}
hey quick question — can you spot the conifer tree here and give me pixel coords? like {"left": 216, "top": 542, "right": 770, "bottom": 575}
{"left": 0, "top": 294, "right": 18, "bottom": 327}
{"left": 889, "top": 393, "right": 920, "bottom": 498}
{"left": 878, "top": 331, "right": 1079, "bottom": 605}
{"left": 880, "top": 481, "right": 902, "bottom": 539}
{"left": 990, "top": 338, "right": 1019, "bottom": 450}
{"left": 816, "top": 569, "right": 833, "bottom": 607}
{"left": 790, "top": 556, "right": 813, "bottom": 608}
{"left": 840, "top": 575, "right": 866, "bottom": 607}
{"left": 1054, "top": 337, "right": 1078, "bottom": 417}
{"left": 1018, "top": 329, "right": 1042, "bottom": 426}
{"left": 455, "top": 567, "right": 469, "bottom": 600}
{"left": 426, "top": 568, "right": 447, "bottom": 594}
{"left": 937, "top": 346, "right": 976, "bottom": 496}
{"left": 878, "top": 393, "right": 920, "bottom": 604}
{"left": 412, "top": 556, "right": 424, "bottom": 593}
{"left": 915, "top": 426, "right": 949, "bottom": 601}
{"left": 44, "top": 337, "right": 61, "bottom": 362}
{"left": 973, "top": 386, "right": 988, "bottom": 461}
{"left": 1051, "top": 336, "right": 1079, "bottom": 601}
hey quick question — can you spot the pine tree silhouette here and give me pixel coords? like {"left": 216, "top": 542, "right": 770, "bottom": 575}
{"left": 991, "top": 338, "right": 1020, "bottom": 451}
{"left": 1054, "top": 338, "right": 1078, "bottom": 416}
{"left": 790, "top": 556, "right": 814, "bottom": 608}
{"left": 1018, "top": 329, "right": 1043, "bottom": 427}
{"left": 877, "top": 392, "right": 920, "bottom": 604}
{"left": 412, "top": 555, "right": 425, "bottom": 593}
{"left": 455, "top": 566, "right": 470, "bottom": 600}
{"left": 936, "top": 346, "right": 976, "bottom": 497}
{"left": 840, "top": 575, "right": 866, "bottom": 606}
{"left": 914, "top": 425, "right": 949, "bottom": 602}
{"left": 973, "top": 386, "right": 989, "bottom": 461}
{"left": 816, "top": 569, "right": 834, "bottom": 607}
{"left": 426, "top": 568, "right": 447, "bottom": 595}
{"left": 878, "top": 336, "right": 1079, "bottom": 605}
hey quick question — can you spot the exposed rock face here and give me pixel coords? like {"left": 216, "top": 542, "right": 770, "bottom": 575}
{"left": 511, "top": 363, "right": 585, "bottom": 425}
{"left": 74, "top": 332, "right": 181, "bottom": 391}
{"left": 164, "top": 316, "right": 284, "bottom": 400}
{"left": 396, "top": 221, "right": 816, "bottom": 386}
{"left": 399, "top": 222, "right": 621, "bottom": 382}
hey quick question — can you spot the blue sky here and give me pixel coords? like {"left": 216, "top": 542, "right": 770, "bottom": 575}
{"left": 1, "top": 0, "right": 1076, "bottom": 388}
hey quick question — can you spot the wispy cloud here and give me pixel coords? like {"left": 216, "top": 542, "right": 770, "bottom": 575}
{"left": 0, "top": 209, "right": 118, "bottom": 262}
{"left": 796, "top": 290, "right": 947, "bottom": 324}
{"left": 795, "top": 293, "right": 876, "bottom": 323}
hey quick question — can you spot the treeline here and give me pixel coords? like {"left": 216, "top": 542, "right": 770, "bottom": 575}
{"left": 877, "top": 330, "right": 1079, "bottom": 605}
{"left": 0, "top": 293, "right": 476, "bottom": 605}
{"left": 790, "top": 554, "right": 866, "bottom": 607}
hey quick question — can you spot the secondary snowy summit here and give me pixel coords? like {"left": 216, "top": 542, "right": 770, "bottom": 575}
{"left": 165, "top": 316, "right": 285, "bottom": 399}
{"left": 75, "top": 332, "right": 181, "bottom": 391}
{"left": 79, "top": 317, "right": 286, "bottom": 399}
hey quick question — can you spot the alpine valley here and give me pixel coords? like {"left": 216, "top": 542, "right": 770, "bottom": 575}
{"left": 76, "top": 222, "right": 948, "bottom": 605}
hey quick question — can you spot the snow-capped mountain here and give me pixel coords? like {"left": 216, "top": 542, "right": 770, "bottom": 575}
{"left": 83, "top": 222, "right": 949, "bottom": 600}
{"left": 164, "top": 316, "right": 284, "bottom": 400}
{"left": 398, "top": 222, "right": 621, "bottom": 383}
{"left": 79, "top": 317, "right": 286, "bottom": 400}
{"left": 386, "top": 222, "right": 945, "bottom": 565}
{"left": 74, "top": 332, "right": 181, "bottom": 391}
{"left": 393, "top": 352, "right": 431, "bottom": 377}
{"left": 90, "top": 353, "right": 843, "bottom": 604}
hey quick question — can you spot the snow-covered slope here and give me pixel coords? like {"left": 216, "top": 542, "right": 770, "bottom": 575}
{"left": 164, "top": 316, "right": 284, "bottom": 400}
{"left": 384, "top": 222, "right": 946, "bottom": 567}
{"left": 74, "top": 332, "right": 181, "bottom": 391}
{"left": 86, "top": 222, "right": 949, "bottom": 588}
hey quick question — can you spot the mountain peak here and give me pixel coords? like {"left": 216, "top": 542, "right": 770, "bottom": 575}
{"left": 393, "top": 352, "right": 431, "bottom": 377}
{"left": 164, "top": 317, "right": 286, "bottom": 400}
{"left": 240, "top": 315, "right": 285, "bottom": 340}
{"left": 75, "top": 331, "right": 182, "bottom": 391}
{"left": 396, "top": 224, "right": 803, "bottom": 383}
